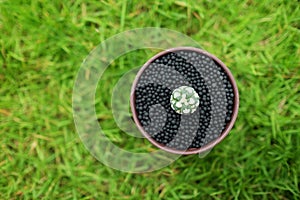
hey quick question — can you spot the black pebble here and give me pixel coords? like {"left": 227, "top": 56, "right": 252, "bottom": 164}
{"left": 134, "top": 50, "right": 235, "bottom": 150}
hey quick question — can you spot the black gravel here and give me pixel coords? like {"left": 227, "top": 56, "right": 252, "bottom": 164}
{"left": 134, "top": 50, "right": 235, "bottom": 150}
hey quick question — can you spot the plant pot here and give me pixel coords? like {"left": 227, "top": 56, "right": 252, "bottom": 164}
{"left": 130, "top": 47, "right": 239, "bottom": 155}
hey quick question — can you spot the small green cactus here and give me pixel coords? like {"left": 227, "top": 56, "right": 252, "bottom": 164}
{"left": 170, "top": 86, "right": 200, "bottom": 114}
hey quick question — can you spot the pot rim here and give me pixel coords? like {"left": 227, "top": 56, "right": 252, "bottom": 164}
{"left": 130, "top": 47, "right": 239, "bottom": 155}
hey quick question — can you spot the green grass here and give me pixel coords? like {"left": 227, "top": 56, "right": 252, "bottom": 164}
{"left": 1, "top": 0, "right": 300, "bottom": 199}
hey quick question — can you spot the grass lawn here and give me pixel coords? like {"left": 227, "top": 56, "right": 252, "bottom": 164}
{"left": 1, "top": 0, "right": 300, "bottom": 199}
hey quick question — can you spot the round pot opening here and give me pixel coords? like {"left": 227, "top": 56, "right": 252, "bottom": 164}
{"left": 130, "top": 47, "right": 239, "bottom": 155}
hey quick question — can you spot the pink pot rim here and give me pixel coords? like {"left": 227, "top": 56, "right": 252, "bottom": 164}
{"left": 130, "top": 47, "right": 239, "bottom": 155}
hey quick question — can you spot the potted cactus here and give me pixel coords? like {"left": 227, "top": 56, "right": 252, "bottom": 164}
{"left": 131, "top": 47, "right": 239, "bottom": 155}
